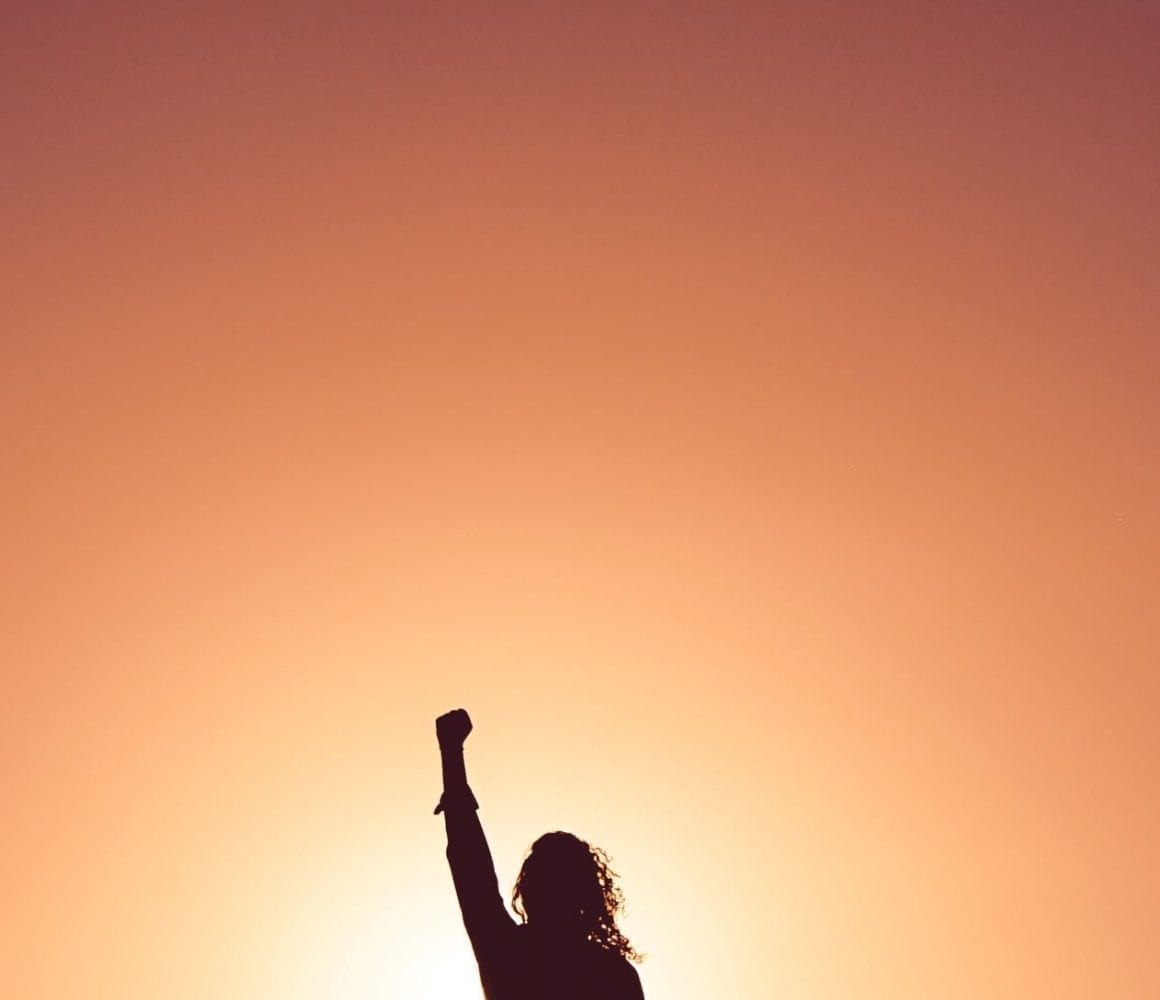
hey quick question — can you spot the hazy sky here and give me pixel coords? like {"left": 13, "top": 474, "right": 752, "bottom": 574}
{"left": 4, "top": 4, "right": 1158, "bottom": 999}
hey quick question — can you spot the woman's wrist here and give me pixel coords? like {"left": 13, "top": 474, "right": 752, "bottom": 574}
{"left": 433, "top": 785, "right": 479, "bottom": 815}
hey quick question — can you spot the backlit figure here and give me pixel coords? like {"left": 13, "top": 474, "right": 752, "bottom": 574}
{"left": 434, "top": 708, "right": 645, "bottom": 1000}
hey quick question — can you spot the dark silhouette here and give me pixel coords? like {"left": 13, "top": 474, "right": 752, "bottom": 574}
{"left": 434, "top": 708, "right": 645, "bottom": 1000}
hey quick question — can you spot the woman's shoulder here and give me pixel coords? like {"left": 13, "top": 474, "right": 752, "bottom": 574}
{"left": 601, "top": 948, "right": 644, "bottom": 998}
{"left": 586, "top": 941, "right": 643, "bottom": 987}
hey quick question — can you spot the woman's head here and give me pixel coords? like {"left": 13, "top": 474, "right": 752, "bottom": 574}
{"left": 511, "top": 831, "right": 641, "bottom": 962}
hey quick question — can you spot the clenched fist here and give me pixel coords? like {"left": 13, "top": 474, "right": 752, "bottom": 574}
{"left": 436, "top": 708, "right": 473, "bottom": 750}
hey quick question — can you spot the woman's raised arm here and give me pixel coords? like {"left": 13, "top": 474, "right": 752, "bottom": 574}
{"left": 434, "top": 709, "right": 514, "bottom": 952}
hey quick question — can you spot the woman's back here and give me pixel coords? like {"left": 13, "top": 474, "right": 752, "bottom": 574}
{"left": 478, "top": 924, "right": 642, "bottom": 1000}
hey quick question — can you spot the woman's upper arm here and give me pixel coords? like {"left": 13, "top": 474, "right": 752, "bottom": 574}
{"left": 444, "top": 807, "right": 516, "bottom": 948}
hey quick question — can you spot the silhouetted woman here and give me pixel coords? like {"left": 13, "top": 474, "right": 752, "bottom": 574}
{"left": 434, "top": 708, "right": 645, "bottom": 1000}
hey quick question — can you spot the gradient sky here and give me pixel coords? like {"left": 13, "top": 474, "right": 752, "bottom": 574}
{"left": 4, "top": 3, "right": 1158, "bottom": 999}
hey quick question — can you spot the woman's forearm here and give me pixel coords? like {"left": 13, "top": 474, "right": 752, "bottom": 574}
{"left": 442, "top": 745, "right": 468, "bottom": 793}
{"left": 436, "top": 745, "right": 479, "bottom": 813}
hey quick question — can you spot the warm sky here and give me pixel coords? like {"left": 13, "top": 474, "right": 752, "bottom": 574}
{"left": 4, "top": 3, "right": 1158, "bottom": 999}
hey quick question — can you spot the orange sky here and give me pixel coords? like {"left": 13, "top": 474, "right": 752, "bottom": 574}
{"left": 4, "top": 4, "right": 1158, "bottom": 999}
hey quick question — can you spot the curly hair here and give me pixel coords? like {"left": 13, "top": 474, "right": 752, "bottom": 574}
{"left": 511, "top": 831, "right": 642, "bottom": 963}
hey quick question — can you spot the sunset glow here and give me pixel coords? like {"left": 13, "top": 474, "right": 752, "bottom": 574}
{"left": 4, "top": 4, "right": 1158, "bottom": 999}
